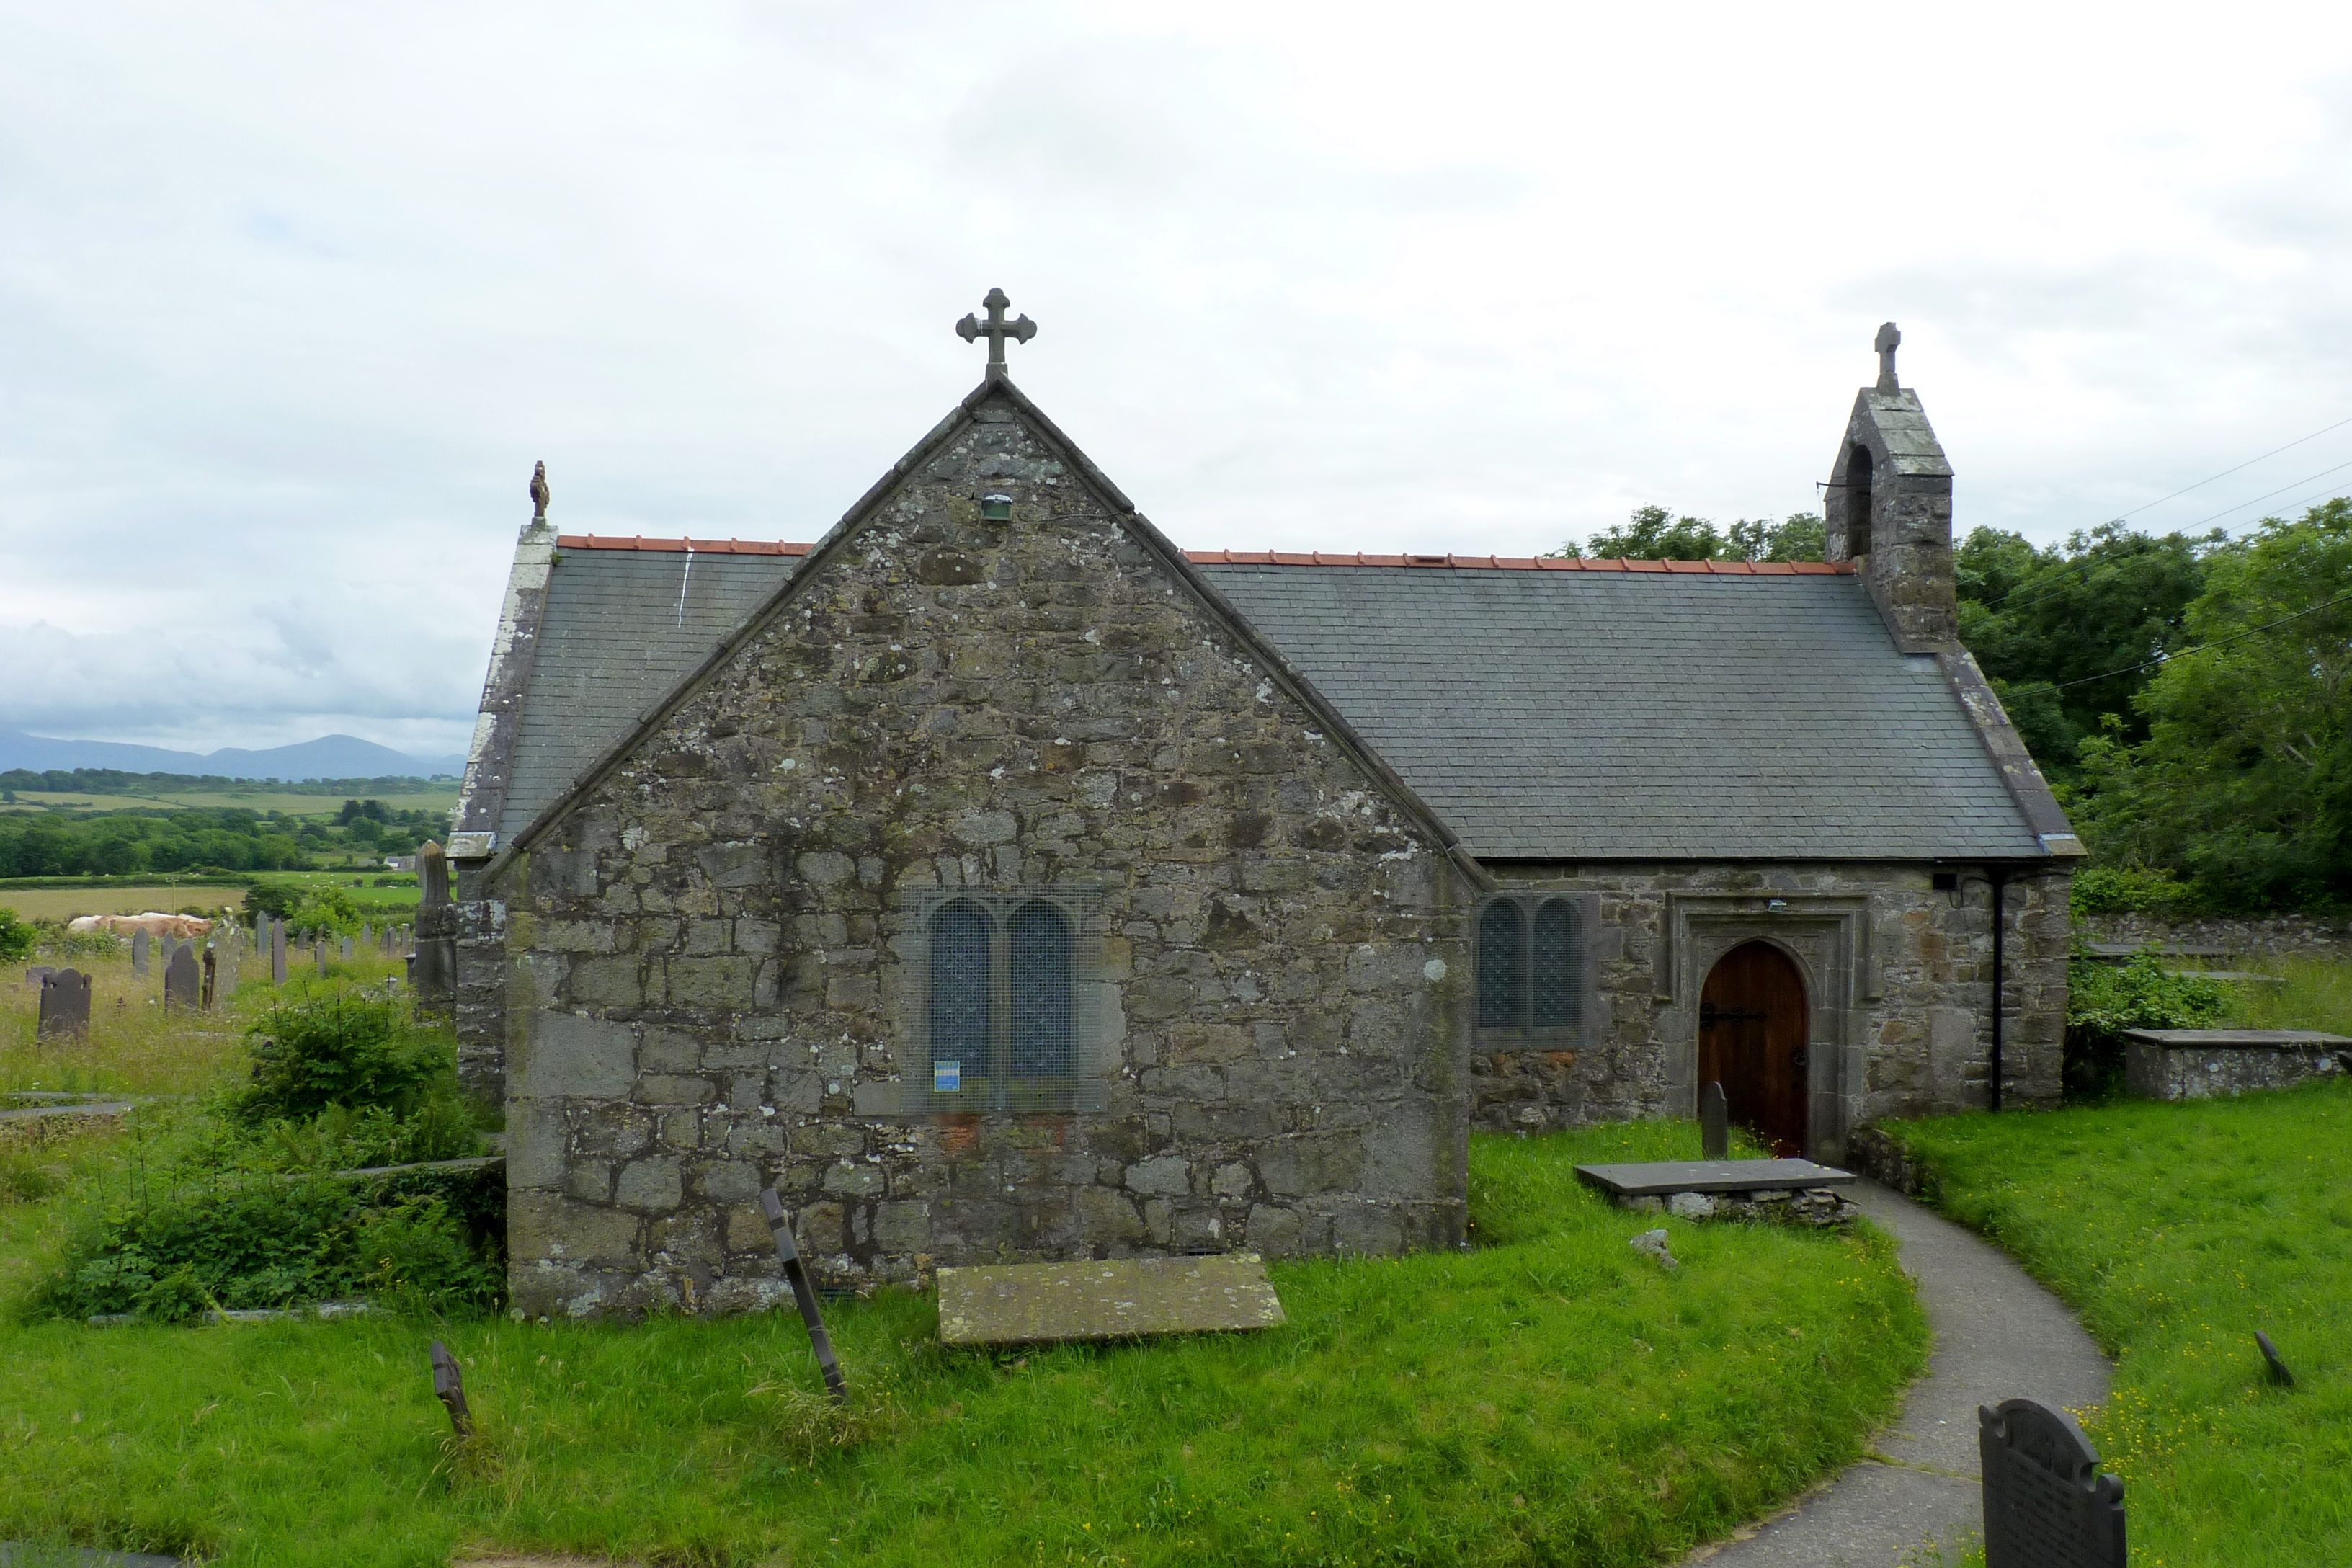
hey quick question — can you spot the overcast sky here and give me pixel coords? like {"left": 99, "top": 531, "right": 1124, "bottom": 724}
{"left": 4, "top": 1, "right": 2351, "bottom": 759}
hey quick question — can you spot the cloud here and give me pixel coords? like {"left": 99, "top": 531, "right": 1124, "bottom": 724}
{"left": 1, "top": 0, "right": 2351, "bottom": 749}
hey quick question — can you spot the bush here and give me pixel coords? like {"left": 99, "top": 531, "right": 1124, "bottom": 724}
{"left": 233, "top": 997, "right": 451, "bottom": 1126}
{"left": 244, "top": 878, "right": 302, "bottom": 919}
{"left": 2070, "top": 863, "right": 2197, "bottom": 918}
{"left": 39, "top": 1176, "right": 501, "bottom": 1320}
{"left": 2064, "top": 952, "right": 2227, "bottom": 1100}
{"left": 0, "top": 905, "right": 32, "bottom": 963}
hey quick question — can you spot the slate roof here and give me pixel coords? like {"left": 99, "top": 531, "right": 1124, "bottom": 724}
{"left": 493, "top": 540, "right": 802, "bottom": 844}
{"left": 1193, "top": 562, "right": 2045, "bottom": 860}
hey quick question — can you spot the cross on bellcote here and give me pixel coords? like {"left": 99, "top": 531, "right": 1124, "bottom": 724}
{"left": 1875, "top": 321, "right": 1902, "bottom": 391}
{"left": 957, "top": 288, "right": 1037, "bottom": 375}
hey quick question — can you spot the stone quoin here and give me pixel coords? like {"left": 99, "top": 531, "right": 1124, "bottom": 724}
{"left": 439, "top": 295, "right": 2080, "bottom": 1319}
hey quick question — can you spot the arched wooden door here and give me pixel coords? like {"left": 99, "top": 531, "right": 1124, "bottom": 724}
{"left": 1698, "top": 941, "right": 1809, "bottom": 1157}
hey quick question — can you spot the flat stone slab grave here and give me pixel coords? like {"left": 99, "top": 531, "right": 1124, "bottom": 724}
{"left": 937, "top": 1253, "right": 1287, "bottom": 1348}
{"left": 1574, "top": 1158, "right": 1858, "bottom": 1198}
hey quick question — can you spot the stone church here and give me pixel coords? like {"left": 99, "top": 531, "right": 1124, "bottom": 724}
{"left": 435, "top": 296, "right": 2079, "bottom": 1319}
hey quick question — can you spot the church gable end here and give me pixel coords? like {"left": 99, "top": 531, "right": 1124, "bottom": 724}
{"left": 496, "top": 386, "right": 1471, "bottom": 1319}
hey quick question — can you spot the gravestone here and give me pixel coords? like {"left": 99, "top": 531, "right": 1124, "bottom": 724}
{"left": 361, "top": 922, "right": 372, "bottom": 949}
{"left": 412, "top": 841, "right": 455, "bottom": 1005}
{"left": 131, "top": 928, "right": 151, "bottom": 975}
{"left": 26, "top": 964, "right": 54, "bottom": 989}
{"left": 163, "top": 943, "right": 200, "bottom": 1010}
{"left": 340, "top": 935, "right": 353, "bottom": 963}
{"left": 1700, "top": 1079, "right": 1728, "bottom": 1159}
{"left": 215, "top": 940, "right": 239, "bottom": 1001}
{"left": 314, "top": 940, "right": 327, "bottom": 975}
{"left": 1979, "top": 1397, "right": 2126, "bottom": 1567}
{"left": 37, "top": 968, "right": 92, "bottom": 1039}
{"left": 271, "top": 919, "right": 288, "bottom": 986}
{"left": 936, "top": 1254, "right": 1288, "bottom": 1348}
{"left": 201, "top": 945, "right": 217, "bottom": 1009}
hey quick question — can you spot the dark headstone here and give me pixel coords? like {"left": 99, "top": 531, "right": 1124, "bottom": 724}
{"left": 131, "top": 928, "right": 151, "bottom": 975}
{"left": 164, "top": 943, "right": 200, "bottom": 1010}
{"left": 1700, "top": 1079, "right": 1728, "bottom": 1159}
{"left": 201, "top": 945, "right": 218, "bottom": 1009}
{"left": 2256, "top": 1330, "right": 2296, "bottom": 1387}
{"left": 429, "top": 1340, "right": 473, "bottom": 1436}
{"left": 37, "top": 968, "right": 92, "bottom": 1039}
{"left": 760, "top": 1188, "right": 849, "bottom": 1404}
{"left": 1980, "top": 1397, "right": 2125, "bottom": 1568}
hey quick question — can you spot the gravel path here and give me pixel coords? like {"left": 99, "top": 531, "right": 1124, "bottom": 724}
{"left": 1688, "top": 1178, "right": 2112, "bottom": 1565}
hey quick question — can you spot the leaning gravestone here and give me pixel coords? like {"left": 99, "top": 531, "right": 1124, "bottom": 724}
{"left": 163, "top": 943, "right": 200, "bottom": 1010}
{"left": 1980, "top": 1397, "right": 2126, "bottom": 1567}
{"left": 37, "top": 968, "right": 92, "bottom": 1040}
{"left": 1700, "top": 1079, "right": 1729, "bottom": 1159}
{"left": 131, "top": 928, "right": 150, "bottom": 976}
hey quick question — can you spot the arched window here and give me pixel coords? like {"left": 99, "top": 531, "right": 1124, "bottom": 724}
{"left": 928, "top": 899, "right": 993, "bottom": 1070}
{"left": 1531, "top": 898, "right": 1580, "bottom": 1029}
{"left": 1008, "top": 901, "right": 1074, "bottom": 1078}
{"left": 1845, "top": 442, "right": 1874, "bottom": 558}
{"left": 1477, "top": 894, "right": 1587, "bottom": 1035}
{"left": 1478, "top": 900, "right": 1525, "bottom": 1029}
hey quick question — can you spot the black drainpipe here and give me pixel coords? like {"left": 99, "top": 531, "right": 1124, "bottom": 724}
{"left": 1987, "top": 868, "right": 2010, "bottom": 1113}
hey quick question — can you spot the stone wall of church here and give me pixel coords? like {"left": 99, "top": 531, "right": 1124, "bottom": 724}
{"left": 1468, "top": 862, "right": 2072, "bottom": 1159}
{"left": 488, "top": 398, "right": 1471, "bottom": 1321}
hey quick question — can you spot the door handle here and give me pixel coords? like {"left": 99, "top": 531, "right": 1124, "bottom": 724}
{"left": 1792, "top": 1046, "right": 1809, "bottom": 1069}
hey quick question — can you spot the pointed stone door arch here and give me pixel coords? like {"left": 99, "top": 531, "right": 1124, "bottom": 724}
{"left": 1698, "top": 941, "right": 1810, "bottom": 1157}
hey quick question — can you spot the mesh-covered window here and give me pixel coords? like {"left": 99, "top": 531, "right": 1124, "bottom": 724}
{"left": 1478, "top": 900, "right": 1526, "bottom": 1028}
{"left": 1479, "top": 894, "right": 1586, "bottom": 1035}
{"left": 928, "top": 899, "right": 993, "bottom": 1070}
{"left": 1008, "top": 901, "right": 1074, "bottom": 1077}
{"left": 1531, "top": 898, "right": 1580, "bottom": 1029}
{"left": 905, "top": 886, "right": 1103, "bottom": 1112}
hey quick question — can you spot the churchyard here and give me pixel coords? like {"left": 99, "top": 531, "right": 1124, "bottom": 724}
{"left": 0, "top": 938, "right": 1933, "bottom": 1567}
{"left": 1, "top": 922, "right": 2344, "bottom": 1565}
{"left": 1877, "top": 1078, "right": 2352, "bottom": 1567}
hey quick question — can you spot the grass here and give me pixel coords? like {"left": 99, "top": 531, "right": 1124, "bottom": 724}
{"left": 1879, "top": 1082, "right": 2352, "bottom": 1567}
{"left": 3, "top": 948, "right": 411, "bottom": 1099}
{"left": 0, "top": 786, "right": 460, "bottom": 819}
{"left": 2217, "top": 954, "right": 2352, "bottom": 1035}
{"left": 1, "top": 886, "right": 249, "bottom": 922}
{"left": 0, "top": 1114, "right": 1929, "bottom": 1567}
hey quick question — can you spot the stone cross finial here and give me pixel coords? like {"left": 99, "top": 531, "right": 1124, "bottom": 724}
{"left": 529, "top": 460, "right": 551, "bottom": 520}
{"left": 1875, "top": 322, "right": 1902, "bottom": 391}
{"left": 957, "top": 288, "right": 1037, "bottom": 375}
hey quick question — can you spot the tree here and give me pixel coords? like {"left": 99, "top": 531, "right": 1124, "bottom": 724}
{"left": 1956, "top": 521, "right": 2215, "bottom": 771}
{"left": 2075, "top": 499, "right": 2352, "bottom": 909}
{"left": 1562, "top": 506, "right": 1825, "bottom": 562}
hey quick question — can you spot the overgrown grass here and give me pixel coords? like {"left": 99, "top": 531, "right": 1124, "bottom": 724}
{"left": 2, "top": 947, "right": 408, "bottom": 1098}
{"left": 0, "top": 1120, "right": 1927, "bottom": 1568}
{"left": 1880, "top": 1082, "right": 2352, "bottom": 1567}
{"left": 2219, "top": 953, "right": 2352, "bottom": 1035}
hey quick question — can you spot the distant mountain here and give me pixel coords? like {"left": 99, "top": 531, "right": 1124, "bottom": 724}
{"left": 0, "top": 730, "right": 465, "bottom": 781}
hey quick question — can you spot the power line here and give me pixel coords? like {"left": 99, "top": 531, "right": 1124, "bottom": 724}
{"left": 2049, "top": 585, "right": 2352, "bottom": 691}
{"left": 1979, "top": 414, "right": 2352, "bottom": 613}
{"left": 2113, "top": 413, "right": 2352, "bottom": 521}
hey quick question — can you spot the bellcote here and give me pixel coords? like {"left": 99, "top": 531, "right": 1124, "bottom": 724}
{"left": 1822, "top": 324, "right": 1958, "bottom": 653}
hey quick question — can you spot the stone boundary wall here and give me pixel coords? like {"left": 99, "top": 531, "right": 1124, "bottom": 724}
{"left": 2080, "top": 912, "right": 2352, "bottom": 961}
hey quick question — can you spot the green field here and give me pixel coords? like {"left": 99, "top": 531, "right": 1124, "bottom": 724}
{"left": 0, "top": 785, "right": 460, "bottom": 820}
{"left": 1880, "top": 1084, "right": 2352, "bottom": 1567}
{"left": 0, "top": 1121, "right": 1926, "bottom": 1568}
